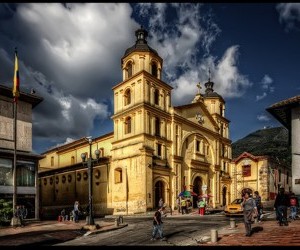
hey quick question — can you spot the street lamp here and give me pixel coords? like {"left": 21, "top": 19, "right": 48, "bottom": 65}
{"left": 81, "top": 136, "right": 100, "bottom": 226}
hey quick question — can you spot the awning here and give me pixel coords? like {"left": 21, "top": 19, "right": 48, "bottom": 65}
{"left": 179, "top": 190, "right": 198, "bottom": 197}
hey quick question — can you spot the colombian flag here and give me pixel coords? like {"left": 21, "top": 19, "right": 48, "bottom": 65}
{"left": 12, "top": 48, "right": 20, "bottom": 103}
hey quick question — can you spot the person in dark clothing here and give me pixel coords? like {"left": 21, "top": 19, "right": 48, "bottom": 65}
{"left": 254, "top": 191, "right": 262, "bottom": 222}
{"left": 150, "top": 206, "right": 167, "bottom": 241}
{"left": 274, "top": 186, "right": 290, "bottom": 226}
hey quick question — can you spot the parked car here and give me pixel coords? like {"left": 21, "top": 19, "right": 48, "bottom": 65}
{"left": 224, "top": 198, "right": 243, "bottom": 216}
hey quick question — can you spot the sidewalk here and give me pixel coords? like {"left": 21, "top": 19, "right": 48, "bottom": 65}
{"left": 0, "top": 218, "right": 128, "bottom": 246}
{"left": 205, "top": 217, "right": 300, "bottom": 246}
{"left": 1, "top": 212, "right": 300, "bottom": 246}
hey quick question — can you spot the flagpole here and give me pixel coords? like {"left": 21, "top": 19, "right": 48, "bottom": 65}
{"left": 13, "top": 98, "right": 17, "bottom": 216}
{"left": 12, "top": 47, "right": 20, "bottom": 223}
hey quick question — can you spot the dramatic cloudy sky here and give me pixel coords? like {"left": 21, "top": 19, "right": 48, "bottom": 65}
{"left": 0, "top": 3, "right": 300, "bottom": 154}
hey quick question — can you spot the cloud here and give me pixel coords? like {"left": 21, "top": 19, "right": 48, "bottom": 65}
{"left": 255, "top": 74, "right": 275, "bottom": 101}
{"left": 276, "top": 3, "right": 300, "bottom": 31}
{"left": 0, "top": 3, "right": 138, "bottom": 147}
{"left": 0, "top": 3, "right": 256, "bottom": 152}
{"left": 256, "top": 92, "right": 267, "bottom": 101}
{"left": 134, "top": 3, "right": 252, "bottom": 105}
{"left": 257, "top": 114, "right": 270, "bottom": 122}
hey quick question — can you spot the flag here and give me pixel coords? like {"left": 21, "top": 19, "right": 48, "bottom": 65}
{"left": 12, "top": 48, "right": 20, "bottom": 103}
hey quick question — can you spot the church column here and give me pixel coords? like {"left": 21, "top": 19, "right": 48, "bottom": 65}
{"left": 151, "top": 116, "right": 155, "bottom": 136}
{"left": 166, "top": 92, "right": 170, "bottom": 112}
{"left": 119, "top": 89, "right": 124, "bottom": 112}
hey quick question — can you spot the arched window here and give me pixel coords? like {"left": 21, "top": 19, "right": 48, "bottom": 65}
{"left": 124, "top": 89, "right": 131, "bottom": 106}
{"left": 152, "top": 62, "right": 157, "bottom": 77}
{"left": 155, "top": 117, "right": 160, "bottom": 136}
{"left": 125, "top": 116, "right": 132, "bottom": 134}
{"left": 154, "top": 89, "right": 159, "bottom": 105}
{"left": 71, "top": 156, "right": 75, "bottom": 165}
{"left": 127, "top": 62, "right": 133, "bottom": 79}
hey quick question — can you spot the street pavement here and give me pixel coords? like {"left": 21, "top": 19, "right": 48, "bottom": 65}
{"left": 1, "top": 209, "right": 300, "bottom": 246}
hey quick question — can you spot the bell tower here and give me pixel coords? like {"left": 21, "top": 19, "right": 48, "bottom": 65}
{"left": 110, "top": 27, "right": 173, "bottom": 214}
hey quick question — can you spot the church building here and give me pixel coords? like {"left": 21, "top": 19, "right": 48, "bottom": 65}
{"left": 38, "top": 27, "right": 232, "bottom": 217}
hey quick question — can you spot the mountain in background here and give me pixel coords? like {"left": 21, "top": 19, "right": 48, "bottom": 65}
{"left": 231, "top": 126, "right": 291, "bottom": 166}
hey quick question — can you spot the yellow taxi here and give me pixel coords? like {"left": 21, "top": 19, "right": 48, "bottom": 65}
{"left": 224, "top": 198, "right": 244, "bottom": 216}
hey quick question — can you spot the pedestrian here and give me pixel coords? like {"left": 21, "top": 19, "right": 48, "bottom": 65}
{"left": 242, "top": 190, "right": 258, "bottom": 237}
{"left": 14, "top": 205, "right": 24, "bottom": 226}
{"left": 150, "top": 206, "right": 167, "bottom": 241}
{"left": 274, "top": 186, "right": 290, "bottom": 226}
{"left": 60, "top": 208, "right": 66, "bottom": 221}
{"left": 198, "top": 198, "right": 206, "bottom": 216}
{"left": 254, "top": 191, "right": 263, "bottom": 222}
{"left": 289, "top": 192, "right": 299, "bottom": 220}
{"left": 73, "top": 201, "right": 80, "bottom": 223}
{"left": 180, "top": 198, "right": 187, "bottom": 214}
{"left": 158, "top": 198, "right": 164, "bottom": 208}
{"left": 20, "top": 205, "right": 27, "bottom": 220}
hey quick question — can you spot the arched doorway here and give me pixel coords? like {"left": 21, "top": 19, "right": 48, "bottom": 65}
{"left": 155, "top": 181, "right": 165, "bottom": 208}
{"left": 193, "top": 177, "right": 202, "bottom": 208}
{"left": 222, "top": 186, "right": 227, "bottom": 206}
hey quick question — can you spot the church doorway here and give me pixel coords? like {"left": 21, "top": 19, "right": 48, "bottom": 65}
{"left": 155, "top": 181, "right": 165, "bottom": 208}
{"left": 222, "top": 186, "right": 227, "bottom": 206}
{"left": 192, "top": 177, "right": 202, "bottom": 208}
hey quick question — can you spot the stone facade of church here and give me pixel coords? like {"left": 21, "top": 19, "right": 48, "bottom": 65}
{"left": 38, "top": 27, "right": 232, "bottom": 218}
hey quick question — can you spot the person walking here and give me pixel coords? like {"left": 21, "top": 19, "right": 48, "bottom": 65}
{"left": 254, "top": 191, "right": 262, "bottom": 222}
{"left": 274, "top": 186, "right": 290, "bottom": 226}
{"left": 73, "top": 201, "right": 80, "bottom": 223}
{"left": 158, "top": 198, "right": 164, "bottom": 209}
{"left": 14, "top": 205, "right": 24, "bottom": 226}
{"left": 242, "top": 191, "right": 258, "bottom": 237}
{"left": 289, "top": 192, "right": 299, "bottom": 220}
{"left": 180, "top": 198, "right": 187, "bottom": 214}
{"left": 150, "top": 206, "right": 167, "bottom": 241}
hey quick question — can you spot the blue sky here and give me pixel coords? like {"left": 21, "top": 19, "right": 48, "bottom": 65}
{"left": 0, "top": 3, "right": 299, "bottom": 154}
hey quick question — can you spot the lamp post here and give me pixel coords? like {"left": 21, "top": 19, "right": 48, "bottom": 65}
{"left": 81, "top": 137, "right": 100, "bottom": 226}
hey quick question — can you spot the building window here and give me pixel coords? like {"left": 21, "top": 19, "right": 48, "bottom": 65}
{"left": 127, "top": 62, "right": 132, "bottom": 78}
{"left": 155, "top": 117, "right": 160, "bottom": 136}
{"left": 154, "top": 89, "right": 159, "bottom": 105}
{"left": 220, "top": 123, "right": 224, "bottom": 137}
{"left": 125, "top": 116, "right": 132, "bottom": 134}
{"left": 242, "top": 165, "right": 251, "bottom": 177}
{"left": 51, "top": 156, "right": 54, "bottom": 166}
{"left": 115, "top": 168, "right": 123, "bottom": 183}
{"left": 124, "top": 88, "right": 131, "bottom": 106}
{"left": 157, "top": 143, "right": 162, "bottom": 157}
{"left": 196, "top": 140, "right": 200, "bottom": 152}
{"left": 152, "top": 62, "right": 157, "bottom": 77}
{"left": 16, "top": 161, "right": 35, "bottom": 187}
{"left": 0, "top": 158, "right": 12, "bottom": 186}
{"left": 71, "top": 156, "right": 75, "bottom": 165}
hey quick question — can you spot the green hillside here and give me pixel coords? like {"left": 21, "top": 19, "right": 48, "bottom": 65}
{"left": 231, "top": 126, "right": 291, "bottom": 166}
